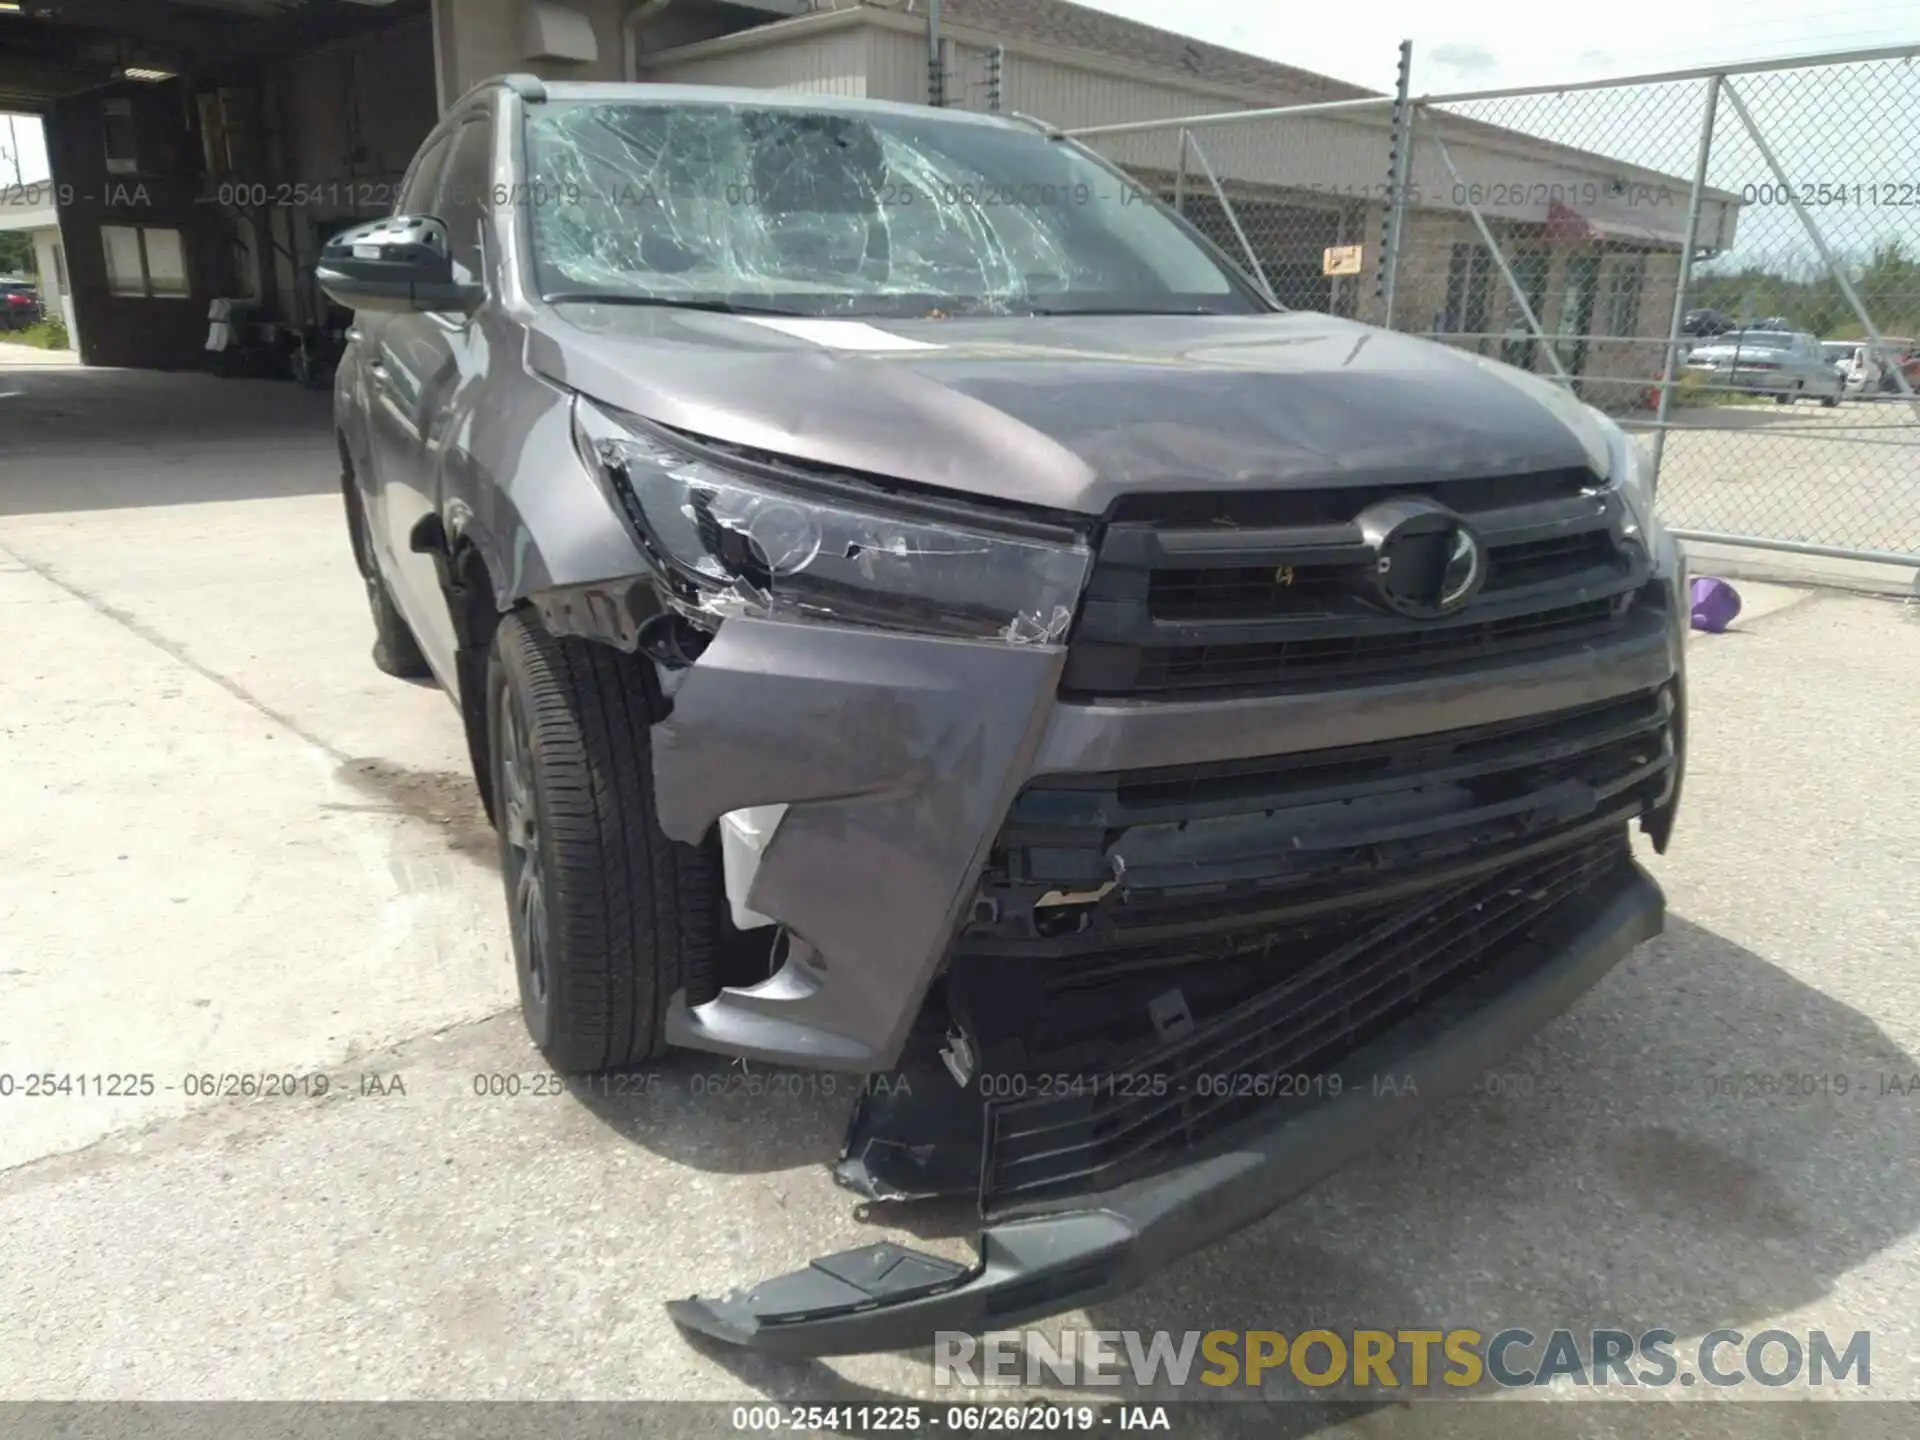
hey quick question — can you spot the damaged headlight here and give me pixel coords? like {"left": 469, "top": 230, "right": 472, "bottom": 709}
{"left": 574, "top": 396, "right": 1092, "bottom": 644}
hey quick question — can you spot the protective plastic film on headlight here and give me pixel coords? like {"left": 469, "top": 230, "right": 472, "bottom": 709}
{"left": 1584, "top": 404, "right": 1658, "bottom": 540}
{"left": 573, "top": 396, "right": 1092, "bottom": 645}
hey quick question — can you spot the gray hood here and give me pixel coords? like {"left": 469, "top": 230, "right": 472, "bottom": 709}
{"left": 528, "top": 307, "right": 1611, "bottom": 515}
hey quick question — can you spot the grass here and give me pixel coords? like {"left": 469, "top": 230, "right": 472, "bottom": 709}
{"left": 1668, "top": 368, "right": 1792, "bottom": 409}
{"left": 4, "top": 317, "right": 70, "bottom": 350}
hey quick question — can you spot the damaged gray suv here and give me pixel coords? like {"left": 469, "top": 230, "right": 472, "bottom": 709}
{"left": 321, "top": 76, "right": 1686, "bottom": 1356}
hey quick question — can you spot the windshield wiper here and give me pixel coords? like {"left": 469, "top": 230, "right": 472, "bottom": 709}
{"left": 542, "top": 293, "right": 803, "bottom": 316}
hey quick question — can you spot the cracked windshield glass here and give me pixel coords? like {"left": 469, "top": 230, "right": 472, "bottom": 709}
{"left": 523, "top": 101, "right": 1258, "bottom": 317}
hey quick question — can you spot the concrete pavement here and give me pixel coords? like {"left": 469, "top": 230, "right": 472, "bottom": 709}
{"left": 1640, "top": 400, "right": 1920, "bottom": 558}
{"left": 2, "top": 367, "right": 1917, "bottom": 1429}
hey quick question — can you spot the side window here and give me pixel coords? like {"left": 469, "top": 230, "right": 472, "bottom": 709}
{"left": 398, "top": 132, "right": 451, "bottom": 217}
{"left": 435, "top": 118, "right": 494, "bottom": 284}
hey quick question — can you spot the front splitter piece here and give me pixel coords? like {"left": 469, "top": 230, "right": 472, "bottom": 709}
{"left": 664, "top": 864, "right": 1666, "bottom": 1358}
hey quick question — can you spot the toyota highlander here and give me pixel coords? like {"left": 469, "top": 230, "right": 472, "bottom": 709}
{"left": 320, "top": 76, "right": 1687, "bottom": 1357}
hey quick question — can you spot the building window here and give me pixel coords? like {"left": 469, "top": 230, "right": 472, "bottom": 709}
{"left": 102, "top": 97, "right": 140, "bottom": 175}
{"left": 1440, "top": 242, "right": 1494, "bottom": 342}
{"left": 101, "top": 224, "right": 190, "bottom": 298}
{"left": 1499, "top": 247, "right": 1551, "bottom": 371}
{"left": 1601, "top": 253, "right": 1645, "bottom": 336}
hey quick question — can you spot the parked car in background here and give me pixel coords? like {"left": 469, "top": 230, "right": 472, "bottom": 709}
{"left": 1682, "top": 306, "right": 1734, "bottom": 338}
{"left": 1888, "top": 348, "right": 1920, "bottom": 394}
{"left": 1686, "top": 329, "right": 1844, "bottom": 405}
{"left": 1820, "top": 340, "right": 1856, "bottom": 382}
{"left": 1839, "top": 338, "right": 1895, "bottom": 393}
{"left": 0, "top": 280, "right": 41, "bottom": 330}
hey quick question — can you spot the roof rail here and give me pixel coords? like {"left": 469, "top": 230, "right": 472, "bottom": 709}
{"left": 1006, "top": 110, "right": 1063, "bottom": 138}
{"left": 496, "top": 73, "right": 548, "bottom": 102}
{"left": 450, "top": 72, "right": 548, "bottom": 111}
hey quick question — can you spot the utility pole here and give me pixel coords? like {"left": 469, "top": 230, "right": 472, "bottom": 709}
{"left": 1378, "top": 40, "right": 1414, "bottom": 326}
{"left": 4, "top": 115, "right": 22, "bottom": 187}
{"left": 926, "top": 0, "right": 945, "bottom": 107}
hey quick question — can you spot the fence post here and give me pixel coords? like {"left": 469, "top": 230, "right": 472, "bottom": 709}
{"left": 1380, "top": 39, "right": 1414, "bottom": 325}
{"left": 1173, "top": 128, "right": 1188, "bottom": 216}
{"left": 1184, "top": 131, "right": 1280, "bottom": 306}
{"left": 1648, "top": 73, "right": 1721, "bottom": 495}
{"left": 926, "top": 0, "right": 945, "bottom": 107}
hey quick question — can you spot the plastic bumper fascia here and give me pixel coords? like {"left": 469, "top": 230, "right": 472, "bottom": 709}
{"left": 666, "top": 861, "right": 1666, "bottom": 1357}
{"left": 651, "top": 599, "right": 1682, "bottom": 1073}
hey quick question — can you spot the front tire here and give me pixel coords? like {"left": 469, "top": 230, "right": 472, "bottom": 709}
{"left": 487, "top": 609, "right": 721, "bottom": 1072}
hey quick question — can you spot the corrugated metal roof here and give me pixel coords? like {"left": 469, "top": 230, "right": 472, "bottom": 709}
{"left": 861, "top": 0, "right": 1376, "bottom": 103}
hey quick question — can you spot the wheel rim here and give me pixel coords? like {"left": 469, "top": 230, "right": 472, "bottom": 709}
{"left": 498, "top": 686, "right": 549, "bottom": 1009}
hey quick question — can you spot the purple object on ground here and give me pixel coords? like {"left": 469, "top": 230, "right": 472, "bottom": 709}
{"left": 1690, "top": 575, "right": 1742, "bottom": 633}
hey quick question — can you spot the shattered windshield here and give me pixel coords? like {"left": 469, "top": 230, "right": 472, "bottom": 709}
{"left": 521, "top": 101, "right": 1261, "bottom": 317}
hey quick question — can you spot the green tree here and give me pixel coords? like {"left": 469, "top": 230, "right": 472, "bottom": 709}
{"left": 1690, "top": 240, "right": 1920, "bottom": 340}
{"left": 0, "top": 230, "right": 32, "bottom": 277}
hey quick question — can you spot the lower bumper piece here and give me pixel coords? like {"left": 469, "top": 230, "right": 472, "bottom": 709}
{"left": 667, "top": 863, "right": 1665, "bottom": 1358}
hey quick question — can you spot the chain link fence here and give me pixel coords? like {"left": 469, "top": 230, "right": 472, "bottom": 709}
{"left": 1064, "top": 45, "right": 1920, "bottom": 565}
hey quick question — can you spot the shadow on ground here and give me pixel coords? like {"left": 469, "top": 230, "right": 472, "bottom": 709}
{"left": 0, "top": 369, "right": 334, "bottom": 516}
{"left": 326, "top": 713, "right": 1919, "bottom": 1424}
{"left": 595, "top": 913, "right": 1917, "bottom": 1426}
{"left": 332, "top": 758, "right": 498, "bottom": 869}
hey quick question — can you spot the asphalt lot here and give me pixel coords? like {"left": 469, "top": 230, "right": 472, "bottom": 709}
{"left": 2, "top": 351, "right": 1919, "bottom": 1434}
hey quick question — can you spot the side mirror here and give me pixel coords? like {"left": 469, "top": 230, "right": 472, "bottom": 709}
{"left": 316, "top": 215, "right": 483, "bottom": 314}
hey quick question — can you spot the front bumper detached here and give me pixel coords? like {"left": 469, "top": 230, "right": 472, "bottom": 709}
{"left": 667, "top": 861, "right": 1664, "bottom": 1357}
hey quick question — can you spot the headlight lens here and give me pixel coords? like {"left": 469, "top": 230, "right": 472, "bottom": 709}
{"left": 574, "top": 396, "right": 1092, "bottom": 645}
{"left": 1585, "top": 404, "right": 1657, "bottom": 538}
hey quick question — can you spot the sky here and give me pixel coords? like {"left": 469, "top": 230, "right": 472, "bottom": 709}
{"left": 1081, "top": 0, "right": 1920, "bottom": 96}
{"left": 0, "top": 111, "right": 47, "bottom": 185}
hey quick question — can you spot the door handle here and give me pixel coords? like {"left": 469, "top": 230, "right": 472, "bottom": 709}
{"left": 368, "top": 358, "right": 387, "bottom": 378}
{"left": 346, "top": 326, "right": 363, "bottom": 342}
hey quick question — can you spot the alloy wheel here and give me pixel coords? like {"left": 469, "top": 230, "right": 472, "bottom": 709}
{"left": 498, "top": 685, "right": 549, "bottom": 1008}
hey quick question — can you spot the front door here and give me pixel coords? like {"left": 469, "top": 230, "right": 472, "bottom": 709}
{"left": 363, "top": 114, "right": 495, "bottom": 689}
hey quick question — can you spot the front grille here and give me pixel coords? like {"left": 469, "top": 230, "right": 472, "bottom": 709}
{"left": 963, "top": 687, "right": 1676, "bottom": 952}
{"left": 1127, "top": 595, "right": 1626, "bottom": 694}
{"left": 976, "top": 831, "right": 1631, "bottom": 1210}
{"left": 1065, "top": 472, "right": 1649, "bottom": 700}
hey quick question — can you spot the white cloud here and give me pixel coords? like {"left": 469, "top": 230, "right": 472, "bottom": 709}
{"left": 0, "top": 113, "right": 49, "bottom": 185}
{"left": 1429, "top": 43, "right": 1500, "bottom": 79}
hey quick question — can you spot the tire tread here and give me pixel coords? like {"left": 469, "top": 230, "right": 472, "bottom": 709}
{"left": 496, "top": 611, "right": 717, "bottom": 1071}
